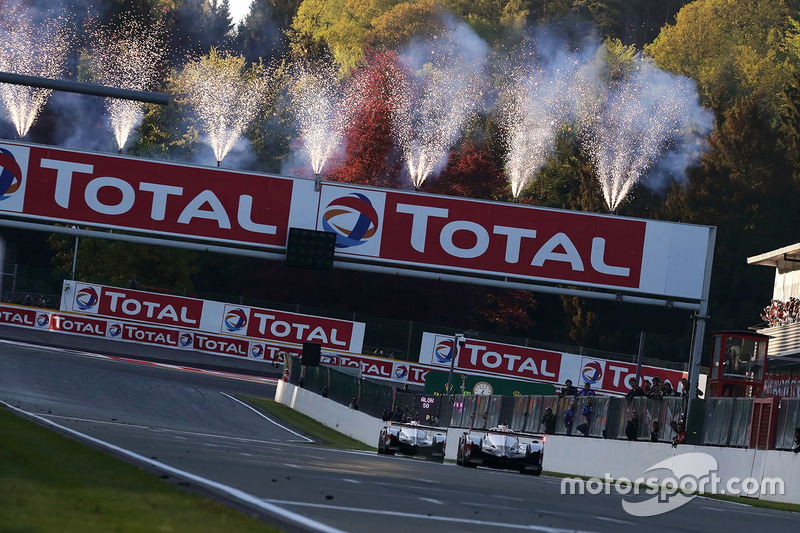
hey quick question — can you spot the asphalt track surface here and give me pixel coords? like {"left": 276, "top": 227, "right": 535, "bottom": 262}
{"left": 0, "top": 338, "right": 797, "bottom": 533}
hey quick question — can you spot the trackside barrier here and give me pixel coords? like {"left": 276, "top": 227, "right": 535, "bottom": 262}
{"left": 274, "top": 382, "right": 800, "bottom": 504}
{"left": 776, "top": 398, "right": 800, "bottom": 450}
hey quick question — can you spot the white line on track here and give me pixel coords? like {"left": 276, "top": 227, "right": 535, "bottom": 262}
{"left": 592, "top": 516, "right": 635, "bottom": 525}
{"left": 493, "top": 495, "right": 525, "bottom": 502}
{"left": 261, "top": 499, "right": 592, "bottom": 532}
{"left": 220, "top": 392, "right": 313, "bottom": 442}
{"left": 342, "top": 479, "right": 362, "bottom": 484}
{"left": 419, "top": 497, "right": 443, "bottom": 505}
{"left": 462, "top": 502, "right": 521, "bottom": 511}
{"left": 1, "top": 400, "right": 345, "bottom": 533}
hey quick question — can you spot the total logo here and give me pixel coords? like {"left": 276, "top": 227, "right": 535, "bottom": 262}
{"left": 321, "top": 193, "right": 380, "bottom": 249}
{"left": 250, "top": 343, "right": 264, "bottom": 359}
{"left": 179, "top": 332, "right": 193, "bottom": 348}
{"left": 74, "top": 287, "right": 100, "bottom": 311}
{"left": 0, "top": 147, "right": 23, "bottom": 201}
{"left": 107, "top": 323, "right": 122, "bottom": 337}
{"left": 582, "top": 361, "right": 603, "bottom": 384}
{"left": 434, "top": 339, "right": 455, "bottom": 364}
{"left": 394, "top": 364, "right": 409, "bottom": 380}
{"left": 223, "top": 307, "right": 248, "bottom": 332}
{"left": 35, "top": 312, "right": 50, "bottom": 328}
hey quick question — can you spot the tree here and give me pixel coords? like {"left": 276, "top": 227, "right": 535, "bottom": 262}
{"left": 235, "top": 0, "right": 300, "bottom": 63}
{"left": 426, "top": 141, "right": 507, "bottom": 199}
{"left": 664, "top": 96, "right": 800, "bottom": 335}
{"left": 646, "top": 0, "right": 795, "bottom": 117}
{"left": 48, "top": 234, "right": 200, "bottom": 290}
{"left": 168, "top": 0, "right": 235, "bottom": 61}
{"left": 291, "top": 0, "right": 396, "bottom": 72}
{"left": 366, "top": 1, "right": 446, "bottom": 50}
{"left": 325, "top": 51, "right": 406, "bottom": 187}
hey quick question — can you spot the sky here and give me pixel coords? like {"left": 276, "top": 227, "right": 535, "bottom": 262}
{"left": 228, "top": 0, "right": 252, "bottom": 25}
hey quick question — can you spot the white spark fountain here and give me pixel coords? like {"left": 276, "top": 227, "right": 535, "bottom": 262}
{"left": 583, "top": 59, "right": 706, "bottom": 211}
{"left": 179, "top": 49, "right": 269, "bottom": 166}
{"left": 0, "top": 6, "right": 69, "bottom": 138}
{"left": 501, "top": 63, "right": 575, "bottom": 199}
{"left": 88, "top": 16, "right": 167, "bottom": 151}
{"left": 392, "top": 27, "right": 486, "bottom": 190}
{"left": 290, "top": 62, "right": 356, "bottom": 176}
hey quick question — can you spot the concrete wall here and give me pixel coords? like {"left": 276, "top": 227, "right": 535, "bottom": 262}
{"left": 274, "top": 382, "right": 800, "bottom": 504}
{"left": 274, "top": 381, "right": 384, "bottom": 445}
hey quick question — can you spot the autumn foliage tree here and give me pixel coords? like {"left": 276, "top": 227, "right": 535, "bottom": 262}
{"left": 325, "top": 51, "right": 406, "bottom": 187}
{"left": 425, "top": 140, "right": 507, "bottom": 200}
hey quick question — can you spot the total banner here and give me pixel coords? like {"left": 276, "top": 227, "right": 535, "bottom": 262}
{"left": 60, "top": 281, "right": 365, "bottom": 353}
{"left": 418, "top": 332, "right": 692, "bottom": 396}
{"left": 0, "top": 141, "right": 314, "bottom": 248}
{"left": 0, "top": 302, "right": 426, "bottom": 384}
{"left": 1, "top": 141, "right": 714, "bottom": 302}
{"left": 316, "top": 183, "right": 715, "bottom": 300}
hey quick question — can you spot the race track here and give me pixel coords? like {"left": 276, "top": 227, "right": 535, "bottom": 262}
{"left": 0, "top": 337, "right": 797, "bottom": 533}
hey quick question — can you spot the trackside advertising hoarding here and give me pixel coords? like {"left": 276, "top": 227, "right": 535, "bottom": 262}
{"left": 61, "top": 282, "right": 365, "bottom": 353}
{"left": 0, "top": 302, "right": 428, "bottom": 385}
{"left": 0, "top": 141, "right": 714, "bottom": 302}
{"left": 418, "top": 332, "right": 696, "bottom": 396}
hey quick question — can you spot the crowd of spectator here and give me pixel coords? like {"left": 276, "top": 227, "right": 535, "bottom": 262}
{"left": 761, "top": 297, "right": 800, "bottom": 326}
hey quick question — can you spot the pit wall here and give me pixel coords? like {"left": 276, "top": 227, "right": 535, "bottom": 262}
{"left": 274, "top": 382, "right": 800, "bottom": 504}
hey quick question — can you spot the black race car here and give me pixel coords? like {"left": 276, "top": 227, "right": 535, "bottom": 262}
{"left": 377, "top": 421, "right": 446, "bottom": 462}
{"left": 456, "top": 425, "right": 543, "bottom": 475}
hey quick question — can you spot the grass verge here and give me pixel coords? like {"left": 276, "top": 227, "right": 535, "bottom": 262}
{"left": 0, "top": 405, "right": 281, "bottom": 532}
{"left": 240, "top": 395, "right": 374, "bottom": 451}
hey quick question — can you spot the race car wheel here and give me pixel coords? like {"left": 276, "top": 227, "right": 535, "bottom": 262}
{"left": 377, "top": 431, "right": 386, "bottom": 454}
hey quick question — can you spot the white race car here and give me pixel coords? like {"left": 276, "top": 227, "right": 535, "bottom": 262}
{"left": 377, "top": 421, "right": 446, "bottom": 462}
{"left": 456, "top": 425, "right": 543, "bottom": 475}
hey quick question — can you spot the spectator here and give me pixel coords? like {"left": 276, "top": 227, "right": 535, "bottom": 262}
{"left": 23, "top": 294, "right": 33, "bottom": 306}
{"left": 671, "top": 423, "right": 686, "bottom": 447}
{"left": 662, "top": 381, "right": 676, "bottom": 397}
{"left": 540, "top": 407, "right": 556, "bottom": 435}
{"left": 298, "top": 376, "right": 305, "bottom": 388}
{"left": 559, "top": 379, "right": 578, "bottom": 398}
{"left": 349, "top": 397, "right": 359, "bottom": 410}
{"left": 127, "top": 276, "right": 138, "bottom": 289}
{"left": 577, "top": 398, "right": 593, "bottom": 436}
{"left": 625, "top": 377, "right": 645, "bottom": 402}
{"left": 36, "top": 295, "right": 46, "bottom": 307}
{"left": 680, "top": 378, "right": 704, "bottom": 398}
{"left": 381, "top": 409, "right": 392, "bottom": 422}
{"left": 625, "top": 411, "right": 640, "bottom": 441}
{"left": 648, "top": 377, "right": 663, "bottom": 398}
{"left": 793, "top": 428, "right": 800, "bottom": 453}
{"left": 321, "top": 385, "right": 329, "bottom": 398}
{"left": 575, "top": 382, "right": 596, "bottom": 397}
{"left": 564, "top": 401, "right": 577, "bottom": 436}
{"left": 650, "top": 421, "right": 660, "bottom": 442}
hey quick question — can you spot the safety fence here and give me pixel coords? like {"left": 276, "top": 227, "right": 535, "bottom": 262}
{"left": 288, "top": 356, "right": 800, "bottom": 450}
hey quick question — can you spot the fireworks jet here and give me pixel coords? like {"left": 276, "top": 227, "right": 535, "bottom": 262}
{"left": 583, "top": 58, "right": 712, "bottom": 212}
{"left": 87, "top": 15, "right": 167, "bottom": 151}
{"left": 289, "top": 62, "right": 355, "bottom": 176}
{"left": 501, "top": 62, "right": 577, "bottom": 199}
{"left": 392, "top": 23, "right": 487, "bottom": 190}
{"left": 179, "top": 49, "right": 269, "bottom": 166}
{"left": 0, "top": 6, "right": 69, "bottom": 137}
